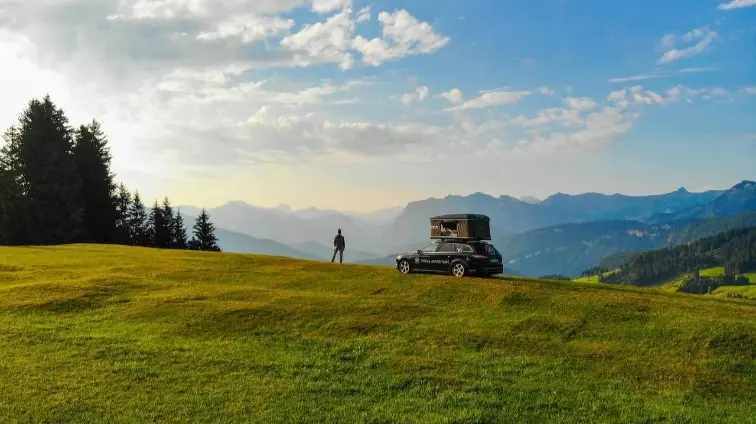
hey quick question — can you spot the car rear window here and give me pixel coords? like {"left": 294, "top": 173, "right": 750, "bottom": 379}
{"left": 472, "top": 243, "right": 500, "bottom": 255}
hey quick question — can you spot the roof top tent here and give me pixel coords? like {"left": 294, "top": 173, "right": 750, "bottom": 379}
{"left": 429, "top": 214, "right": 492, "bottom": 241}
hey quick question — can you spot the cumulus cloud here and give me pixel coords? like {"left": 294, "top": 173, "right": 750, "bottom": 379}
{"left": 658, "top": 27, "right": 717, "bottom": 64}
{"left": 445, "top": 89, "right": 532, "bottom": 111}
{"left": 718, "top": 0, "right": 756, "bottom": 9}
{"left": 564, "top": 97, "right": 598, "bottom": 111}
{"left": 352, "top": 9, "right": 450, "bottom": 66}
{"left": 401, "top": 86, "right": 429, "bottom": 105}
{"left": 439, "top": 88, "right": 464, "bottom": 105}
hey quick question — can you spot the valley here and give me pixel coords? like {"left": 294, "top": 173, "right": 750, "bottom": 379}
{"left": 183, "top": 180, "right": 756, "bottom": 278}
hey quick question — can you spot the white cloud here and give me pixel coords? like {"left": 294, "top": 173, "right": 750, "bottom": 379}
{"left": 352, "top": 9, "right": 450, "bottom": 66}
{"left": 538, "top": 87, "right": 555, "bottom": 95}
{"left": 658, "top": 27, "right": 717, "bottom": 64}
{"left": 526, "top": 107, "right": 637, "bottom": 154}
{"left": 445, "top": 89, "right": 532, "bottom": 111}
{"left": 743, "top": 87, "right": 756, "bottom": 95}
{"left": 609, "top": 67, "right": 718, "bottom": 83}
{"left": 718, "top": 0, "right": 756, "bottom": 9}
{"left": 564, "top": 97, "right": 598, "bottom": 111}
{"left": 401, "top": 86, "right": 429, "bottom": 105}
{"left": 196, "top": 15, "right": 296, "bottom": 43}
{"left": 279, "top": 8, "right": 358, "bottom": 70}
{"left": 311, "top": 0, "right": 352, "bottom": 14}
{"left": 439, "top": 88, "right": 464, "bottom": 105}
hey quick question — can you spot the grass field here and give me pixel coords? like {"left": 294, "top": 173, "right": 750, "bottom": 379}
{"left": 2, "top": 245, "right": 756, "bottom": 423}
{"left": 659, "top": 267, "right": 756, "bottom": 298}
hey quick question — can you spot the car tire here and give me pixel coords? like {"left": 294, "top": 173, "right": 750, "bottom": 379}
{"left": 398, "top": 259, "right": 412, "bottom": 275}
{"left": 450, "top": 262, "right": 467, "bottom": 278}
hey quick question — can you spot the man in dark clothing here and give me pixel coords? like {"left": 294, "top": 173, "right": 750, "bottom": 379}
{"left": 332, "top": 229, "right": 345, "bottom": 263}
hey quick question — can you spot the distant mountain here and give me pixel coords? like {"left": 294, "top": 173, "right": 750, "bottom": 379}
{"left": 499, "top": 200, "right": 756, "bottom": 278}
{"left": 520, "top": 196, "right": 542, "bottom": 204}
{"left": 387, "top": 187, "right": 725, "bottom": 246}
{"left": 178, "top": 213, "right": 318, "bottom": 260}
{"left": 648, "top": 181, "right": 756, "bottom": 223}
{"left": 496, "top": 220, "right": 674, "bottom": 278}
{"left": 181, "top": 201, "right": 392, "bottom": 253}
{"left": 293, "top": 240, "right": 382, "bottom": 263}
{"left": 603, "top": 227, "right": 756, "bottom": 286}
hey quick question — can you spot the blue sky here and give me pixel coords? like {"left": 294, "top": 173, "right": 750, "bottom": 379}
{"left": 0, "top": 0, "right": 754, "bottom": 211}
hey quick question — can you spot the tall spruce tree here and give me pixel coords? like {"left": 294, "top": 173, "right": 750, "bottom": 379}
{"left": 173, "top": 210, "right": 188, "bottom": 249}
{"left": 147, "top": 199, "right": 170, "bottom": 248}
{"left": 190, "top": 208, "right": 220, "bottom": 252}
{"left": 16, "top": 96, "right": 82, "bottom": 244}
{"left": 129, "top": 191, "right": 149, "bottom": 246}
{"left": 114, "top": 183, "right": 133, "bottom": 244}
{"left": 0, "top": 126, "right": 29, "bottom": 245}
{"left": 161, "top": 197, "right": 175, "bottom": 248}
{"left": 73, "top": 120, "right": 118, "bottom": 243}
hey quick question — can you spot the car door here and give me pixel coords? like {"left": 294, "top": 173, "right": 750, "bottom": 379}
{"left": 414, "top": 243, "right": 441, "bottom": 271}
{"left": 433, "top": 242, "right": 457, "bottom": 272}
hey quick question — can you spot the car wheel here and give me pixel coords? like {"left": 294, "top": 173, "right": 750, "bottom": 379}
{"left": 398, "top": 259, "right": 411, "bottom": 274}
{"left": 451, "top": 262, "right": 467, "bottom": 278}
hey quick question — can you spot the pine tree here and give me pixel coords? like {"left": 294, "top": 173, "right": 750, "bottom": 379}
{"left": 129, "top": 191, "right": 149, "bottom": 246}
{"left": 114, "top": 183, "right": 133, "bottom": 244}
{"left": 173, "top": 210, "right": 188, "bottom": 249}
{"left": 190, "top": 208, "right": 220, "bottom": 252}
{"left": 0, "top": 126, "right": 29, "bottom": 245}
{"left": 161, "top": 197, "right": 175, "bottom": 248}
{"left": 147, "top": 200, "right": 166, "bottom": 248}
{"left": 16, "top": 95, "right": 82, "bottom": 244}
{"left": 73, "top": 120, "right": 118, "bottom": 243}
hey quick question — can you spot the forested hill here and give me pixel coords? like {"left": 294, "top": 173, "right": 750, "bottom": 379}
{"left": 603, "top": 227, "right": 756, "bottom": 286}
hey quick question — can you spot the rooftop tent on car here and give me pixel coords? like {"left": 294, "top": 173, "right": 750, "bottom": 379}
{"left": 429, "top": 214, "right": 492, "bottom": 241}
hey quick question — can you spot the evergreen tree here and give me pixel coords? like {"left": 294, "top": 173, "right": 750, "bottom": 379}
{"left": 161, "top": 197, "right": 175, "bottom": 248}
{"left": 173, "top": 210, "right": 188, "bottom": 249}
{"left": 73, "top": 120, "right": 118, "bottom": 243}
{"left": 147, "top": 200, "right": 167, "bottom": 248}
{"left": 129, "top": 191, "right": 149, "bottom": 246}
{"left": 16, "top": 95, "right": 82, "bottom": 244}
{"left": 114, "top": 183, "right": 133, "bottom": 244}
{"left": 190, "top": 208, "right": 220, "bottom": 252}
{"left": 0, "top": 126, "right": 29, "bottom": 245}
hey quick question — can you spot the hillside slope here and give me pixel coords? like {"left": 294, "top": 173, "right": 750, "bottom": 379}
{"left": 1, "top": 245, "right": 756, "bottom": 422}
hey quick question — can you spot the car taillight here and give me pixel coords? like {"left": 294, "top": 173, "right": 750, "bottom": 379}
{"left": 471, "top": 254, "right": 487, "bottom": 260}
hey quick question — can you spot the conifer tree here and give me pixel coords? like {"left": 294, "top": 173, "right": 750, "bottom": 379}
{"left": 173, "top": 210, "right": 188, "bottom": 249}
{"left": 190, "top": 208, "right": 220, "bottom": 252}
{"left": 0, "top": 126, "right": 29, "bottom": 245}
{"left": 129, "top": 191, "right": 149, "bottom": 246}
{"left": 115, "top": 183, "right": 133, "bottom": 244}
{"left": 73, "top": 120, "right": 117, "bottom": 243}
{"left": 161, "top": 197, "right": 175, "bottom": 248}
{"left": 16, "top": 95, "right": 82, "bottom": 244}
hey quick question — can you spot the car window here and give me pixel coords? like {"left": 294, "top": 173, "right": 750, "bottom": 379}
{"left": 455, "top": 244, "right": 474, "bottom": 253}
{"left": 473, "top": 243, "right": 500, "bottom": 255}
{"left": 437, "top": 243, "right": 456, "bottom": 253}
{"left": 418, "top": 244, "right": 439, "bottom": 253}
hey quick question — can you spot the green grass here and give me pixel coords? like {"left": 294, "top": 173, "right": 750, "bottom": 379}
{"left": 658, "top": 267, "right": 756, "bottom": 298}
{"left": 2, "top": 245, "right": 756, "bottom": 423}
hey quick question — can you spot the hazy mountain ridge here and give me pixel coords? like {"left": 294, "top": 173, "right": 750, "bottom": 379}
{"left": 497, "top": 182, "right": 756, "bottom": 277}
{"left": 177, "top": 181, "right": 752, "bottom": 270}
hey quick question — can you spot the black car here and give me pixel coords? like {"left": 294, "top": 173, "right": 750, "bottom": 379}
{"left": 395, "top": 240, "right": 504, "bottom": 278}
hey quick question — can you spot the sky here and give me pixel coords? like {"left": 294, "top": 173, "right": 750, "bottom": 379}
{"left": 0, "top": 0, "right": 755, "bottom": 213}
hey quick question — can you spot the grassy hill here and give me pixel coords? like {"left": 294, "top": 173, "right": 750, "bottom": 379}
{"left": 2, "top": 245, "right": 756, "bottom": 422}
{"left": 659, "top": 267, "right": 756, "bottom": 299}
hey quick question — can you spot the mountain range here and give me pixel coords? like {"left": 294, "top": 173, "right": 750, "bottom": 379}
{"left": 178, "top": 180, "right": 756, "bottom": 276}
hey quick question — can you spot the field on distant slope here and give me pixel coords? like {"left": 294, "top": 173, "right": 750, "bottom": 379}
{"left": 659, "top": 267, "right": 756, "bottom": 298}
{"left": 2, "top": 245, "right": 756, "bottom": 423}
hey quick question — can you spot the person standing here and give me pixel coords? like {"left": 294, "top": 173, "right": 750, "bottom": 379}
{"left": 332, "top": 229, "right": 346, "bottom": 263}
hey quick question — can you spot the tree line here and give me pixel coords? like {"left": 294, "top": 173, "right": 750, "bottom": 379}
{"left": 0, "top": 95, "right": 220, "bottom": 252}
{"left": 601, "top": 227, "right": 756, "bottom": 286}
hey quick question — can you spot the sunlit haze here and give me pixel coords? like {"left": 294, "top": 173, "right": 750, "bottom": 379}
{"left": 1, "top": 0, "right": 754, "bottom": 212}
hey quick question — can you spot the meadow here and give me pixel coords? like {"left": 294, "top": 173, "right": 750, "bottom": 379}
{"left": 2, "top": 245, "right": 756, "bottom": 423}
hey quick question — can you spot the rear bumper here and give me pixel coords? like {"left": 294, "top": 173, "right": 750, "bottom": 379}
{"left": 471, "top": 263, "right": 504, "bottom": 275}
